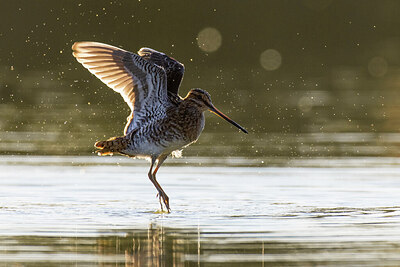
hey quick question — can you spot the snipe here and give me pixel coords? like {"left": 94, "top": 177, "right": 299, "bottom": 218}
{"left": 72, "top": 42, "right": 247, "bottom": 212}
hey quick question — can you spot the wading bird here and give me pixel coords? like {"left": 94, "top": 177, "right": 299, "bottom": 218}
{"left": 72, "top": 42, "right": 247, "bottom": 212}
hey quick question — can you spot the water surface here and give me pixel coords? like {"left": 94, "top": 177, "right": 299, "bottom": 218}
{"left": 1, "top": 156, "right": 400, "bottom": 266}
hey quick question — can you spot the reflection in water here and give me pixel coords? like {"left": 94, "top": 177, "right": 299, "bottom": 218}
{"left": 3, "top": 226, "right": 400, "bottom": 266}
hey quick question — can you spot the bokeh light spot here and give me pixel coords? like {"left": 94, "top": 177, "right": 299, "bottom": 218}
{"left": 260, "top": 49, "right": 282, "bottom": 71}
{"left": 368, "top": 56, "right": 388, "bottom": 77}
{"left": 197, "top": 27, "right": 222, "bottom": 53}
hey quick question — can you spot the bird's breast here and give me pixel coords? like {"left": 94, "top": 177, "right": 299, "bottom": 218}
{"left": 177, "top": 109, "right": 205, "bottom": 143}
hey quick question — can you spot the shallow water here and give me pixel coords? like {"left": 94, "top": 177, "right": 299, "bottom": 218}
{"left": 1, "top": 156, "right": 400, "bottom": 266}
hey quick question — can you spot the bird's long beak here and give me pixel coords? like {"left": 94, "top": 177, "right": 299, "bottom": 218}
{"left": 208, "top": 105, "right": 248, "bottom": 134}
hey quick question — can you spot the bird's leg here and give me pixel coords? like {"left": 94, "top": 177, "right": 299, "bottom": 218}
{"left": 148, "top": 156, "right": 170, "bottom": 212}
{"left": 147, "top": 158, "right": 163, "bottom": 211}
{"left": 153, "top": 155, "right": 169, "bottom": 212}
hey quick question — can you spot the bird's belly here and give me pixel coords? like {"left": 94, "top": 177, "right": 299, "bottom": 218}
{"left": 123, "top": 139, "right": 188, "bottom": 158}
{"left": 124, "top": 141, "right": 164, "bottom": 157}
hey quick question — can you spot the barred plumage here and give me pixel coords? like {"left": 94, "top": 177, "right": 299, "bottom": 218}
{"left": 72, "top": 41, "right": 247, "bottom": 212}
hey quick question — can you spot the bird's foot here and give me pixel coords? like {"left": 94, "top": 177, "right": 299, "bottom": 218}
{"left": 156, "top": 192, "right": 171, "bottom": 213}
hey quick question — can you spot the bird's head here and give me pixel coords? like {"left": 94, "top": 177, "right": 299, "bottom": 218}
{"left": 186, "top": 88, "right": 248, "bottom": 134}
{"left": 186, "top": 88, "right": 213, "bottom": 110}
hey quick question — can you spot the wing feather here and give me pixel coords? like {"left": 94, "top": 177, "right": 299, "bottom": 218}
{"left": 101, "top": 73, "right": 128, "bottom": 82}
{"left": 95, "top": 69, "right": 124, "bottom": 76}
{"left": 108, "top": 76, "right": 131, "bottom": 87}
{"left": 72, "top": 41, "right": 169, "bottom": 133}
{"left": 138, "top": 47, "right": 185, "bottom": 96}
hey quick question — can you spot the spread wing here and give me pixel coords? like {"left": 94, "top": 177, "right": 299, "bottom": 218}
{"left": 138, "top": 48, "right": 185, "bottom": 96}
{"left": 72, "top": 42, "right": 169, "bottom": 134}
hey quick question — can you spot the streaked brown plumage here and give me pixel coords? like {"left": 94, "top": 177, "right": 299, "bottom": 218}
{"left": 72, "top": 42, "right": 247, "bottom": 212}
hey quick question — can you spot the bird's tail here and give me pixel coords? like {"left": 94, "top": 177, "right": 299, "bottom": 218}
{"left": 94, "top": 136, "right": 129, "bottom": 156}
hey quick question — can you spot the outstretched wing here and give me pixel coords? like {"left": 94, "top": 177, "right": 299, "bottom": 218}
{"left": 72, "top": 42, "right": 169, "bottom": 134}
{"left": 138, "top": 48, "right": 184, "bottom": 96}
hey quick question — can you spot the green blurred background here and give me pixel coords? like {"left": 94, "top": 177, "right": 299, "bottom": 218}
{"left": 1, "top": 0, "right": 400, "bottom": 159}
